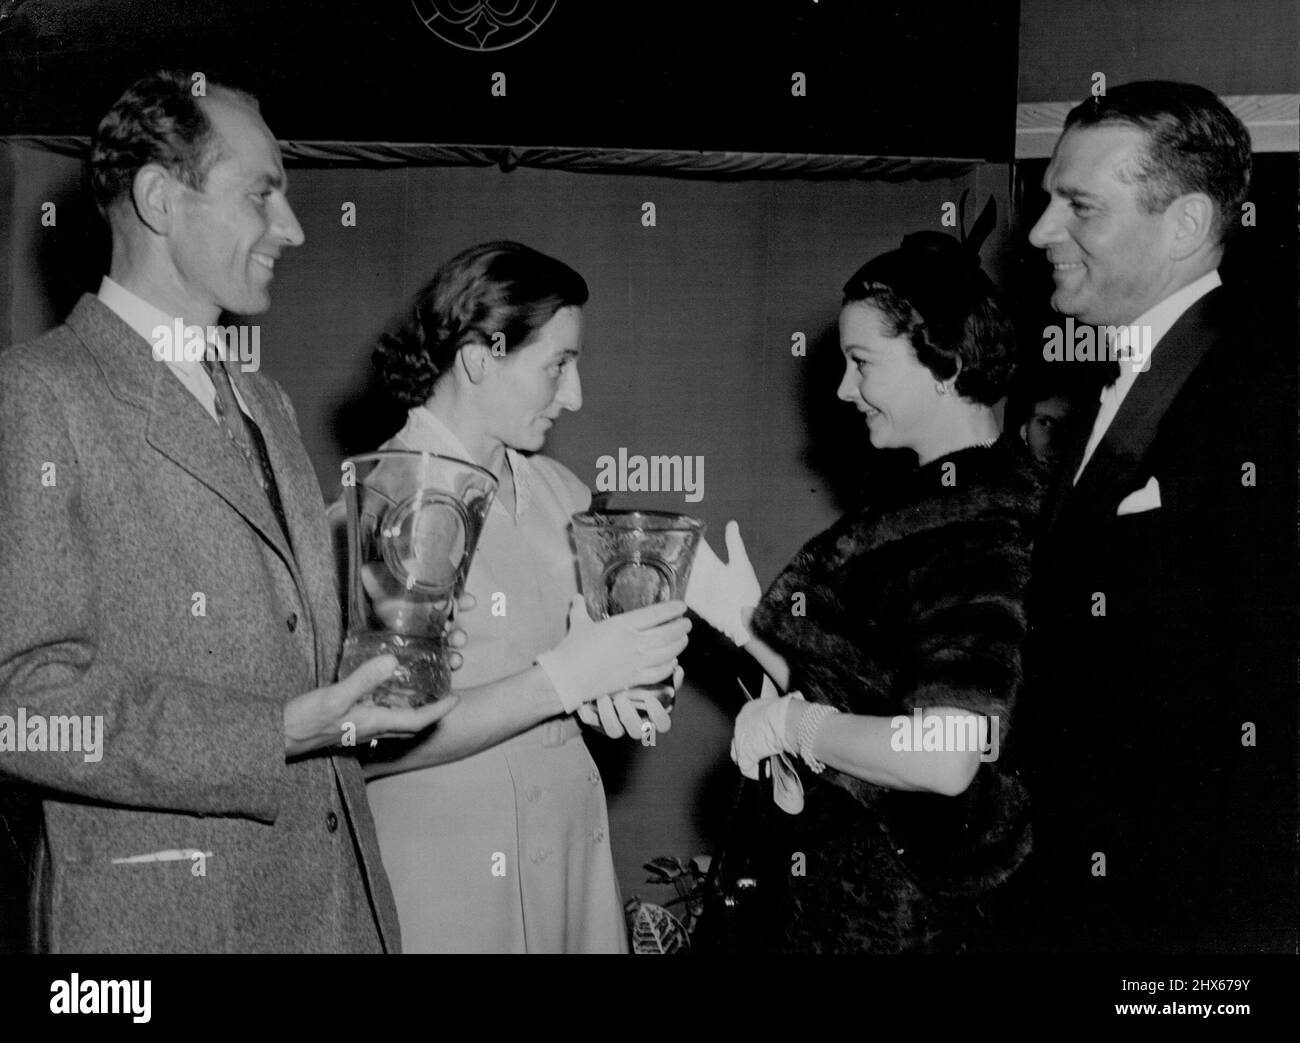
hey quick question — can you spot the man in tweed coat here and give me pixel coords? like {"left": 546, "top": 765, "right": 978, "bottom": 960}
{"left": 0, "top": 72, "right": 456, "bottom": 952}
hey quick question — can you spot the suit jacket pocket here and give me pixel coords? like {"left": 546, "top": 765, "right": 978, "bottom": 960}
{"left": 50, "top": 850, "right": 234, "bottom": 954}
{"left": 1116, "top": 476, "right": 1161, "bottom": 516}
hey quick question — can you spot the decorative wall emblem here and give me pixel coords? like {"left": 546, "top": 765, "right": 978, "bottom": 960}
{"left": 409, "top": 1, "right": 558, "bottom": 52}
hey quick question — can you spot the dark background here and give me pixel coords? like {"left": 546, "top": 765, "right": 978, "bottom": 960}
{"left": 0, "top": 0, "right": 1019, "bottom": 157}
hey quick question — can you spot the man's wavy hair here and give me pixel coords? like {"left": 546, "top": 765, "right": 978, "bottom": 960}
{"left": 1064, "top": 80, "right": 1252, "bottom": 245}
{"left": 374, "top": 241, "right": 589, "bottom": 408}
{"left": 90, "top": 70, "right": 259, "bottom": 216}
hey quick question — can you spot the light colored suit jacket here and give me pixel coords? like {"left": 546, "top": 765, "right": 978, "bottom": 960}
{"left": 0, "top": 295, "right": 401, "bottom": 953}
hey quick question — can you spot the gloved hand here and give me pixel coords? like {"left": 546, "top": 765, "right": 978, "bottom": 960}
{"left": 730, "top": 693, "right": 800, "bottom": 780}
{"left": 577, "top": 665, "right": 683, "bottom": 739}
{"left": 536, "top": 595, "right": 689, "bottom": 714}
{"left": 685, "top": 520, "right": 761, "bottom": 645}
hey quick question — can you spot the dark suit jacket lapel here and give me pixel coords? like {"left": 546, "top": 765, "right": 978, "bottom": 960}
{"left": 1040, "top": 389, "right": 1102, "bottom": 535}
{"left": 66, "top": 295, "right": 298, "bottom": 572}
{"left": 1065, "top": 286, "right": 1227, "bottom": 527}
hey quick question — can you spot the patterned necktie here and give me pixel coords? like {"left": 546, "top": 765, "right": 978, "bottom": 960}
{"left": 202, "top": 356, "right": 293, "bottom": 549}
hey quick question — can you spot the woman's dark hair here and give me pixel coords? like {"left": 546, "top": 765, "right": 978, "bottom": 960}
{"left": 841, "top": 231, "right": 1015, "bottom": 406}
{"left": 374, "top": 241, "right": 589, "bottom": 408}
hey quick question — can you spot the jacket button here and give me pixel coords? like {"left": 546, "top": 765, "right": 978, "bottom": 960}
{"left": 286, "top": 612, "right": 298, "bottom": 632}
{"left": 326, "top": 811, "right": 339, "bottom": 833}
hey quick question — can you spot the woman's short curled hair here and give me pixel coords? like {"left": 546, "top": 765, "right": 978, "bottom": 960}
{"left": 374, "top": 241, "right": 589, "bottom": 408}
{"left": 841, "top": 232, "right": 1016, "bottom": 406}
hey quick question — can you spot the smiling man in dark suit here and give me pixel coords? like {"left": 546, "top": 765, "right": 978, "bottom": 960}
{"left": 1016, "top": 81, "right": 1295, "bottom": 953}
{"left": 0, "top": 71, "right": 457, "bottom": 952}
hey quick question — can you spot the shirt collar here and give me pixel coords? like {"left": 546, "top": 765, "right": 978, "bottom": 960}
{"left": 397, "top": 405, "right": 530, "bottom": 515}
{"left": 1128, "top": 269, "right": 1222, "bottom": 359}
{"left": 1139, "top": 268, "right": 1221, "bottom": 345}
{"left": 97, "top": 276, "right": 179, "bottom": 348}
{"left": 97, "top": 276, "right": 243, "bottom": 419}
{"left": 97, "top": 275, "right": 227, "bottom": 369}
{"left": 1106, "top": 269, "right": 1221, "bottom": 397}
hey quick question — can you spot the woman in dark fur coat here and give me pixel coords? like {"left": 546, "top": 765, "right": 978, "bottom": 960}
{"left": 687, "top": 232, "right": 1046, "bottom": 953}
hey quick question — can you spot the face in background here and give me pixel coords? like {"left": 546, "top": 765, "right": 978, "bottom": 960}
{"left": 480, "top": 305, "right": 584, "bottom": 452}
{"left": 1019, "top": 394, "right": 1073, "bottom": 463}
{"left": 837, "top": 302, "right": 943, "bottom": 458}
{"left": 1028, "top": 124, "right": 1180, "bottom": 327}
{"left": 165, "top": 92, "right": 304, "bottom": 319}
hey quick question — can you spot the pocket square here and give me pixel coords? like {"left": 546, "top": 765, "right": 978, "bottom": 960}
{"left": 1116, "top": 476, "right": 1161, "bottom": 515}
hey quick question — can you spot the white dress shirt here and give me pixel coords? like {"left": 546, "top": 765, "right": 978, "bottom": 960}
{"left": 96, "top": 277, "right": 249, "bottom": 421}
{"left": 1074, "top": 269, "right": 1221, "bottom": 483}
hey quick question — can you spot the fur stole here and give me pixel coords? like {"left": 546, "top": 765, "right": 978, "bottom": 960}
{"left": 751, "top": 439, "right": 1047, "bottom": 897}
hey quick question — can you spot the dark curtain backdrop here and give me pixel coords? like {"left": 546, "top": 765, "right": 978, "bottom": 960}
{"left": 0, "top": 140, "right": 1011, "bottom": 912}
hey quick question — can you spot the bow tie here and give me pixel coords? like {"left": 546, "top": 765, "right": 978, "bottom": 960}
{"left": 1101, "top": 326, "right": 1146, "bottom": 386}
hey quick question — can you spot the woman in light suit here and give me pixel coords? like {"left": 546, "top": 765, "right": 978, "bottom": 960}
{"left": 353, "top": 241, "right": 690, "bottom": 952}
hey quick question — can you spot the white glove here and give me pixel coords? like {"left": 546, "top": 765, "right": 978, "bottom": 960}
{"left": 685, "top": 520, "right": 761, "bottom": 645}
{"left": 536, "top": 595, "right": 689, "bottom": 714}
{"left": 730, "top": 693, "right": 799, "bottom": 780}
{"left": 577, "top": 665, "right": 683, "bottom": 739}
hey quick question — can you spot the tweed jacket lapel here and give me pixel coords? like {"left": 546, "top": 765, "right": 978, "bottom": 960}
{"left": 227, "top": 363, "right": 341, "bottom": 682}
{"left": 1064, "top": 287, "right": 1226, "bottom": 529}
{"left": 66, "top": 297, "right": 292, "bottom": 552}
{"left": 64, "top": 296, "right": 310, "bottom": 614}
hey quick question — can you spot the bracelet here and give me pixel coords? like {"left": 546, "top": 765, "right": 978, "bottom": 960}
{"left": 796, "top": 702, "right": 839, "bottom": 774}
